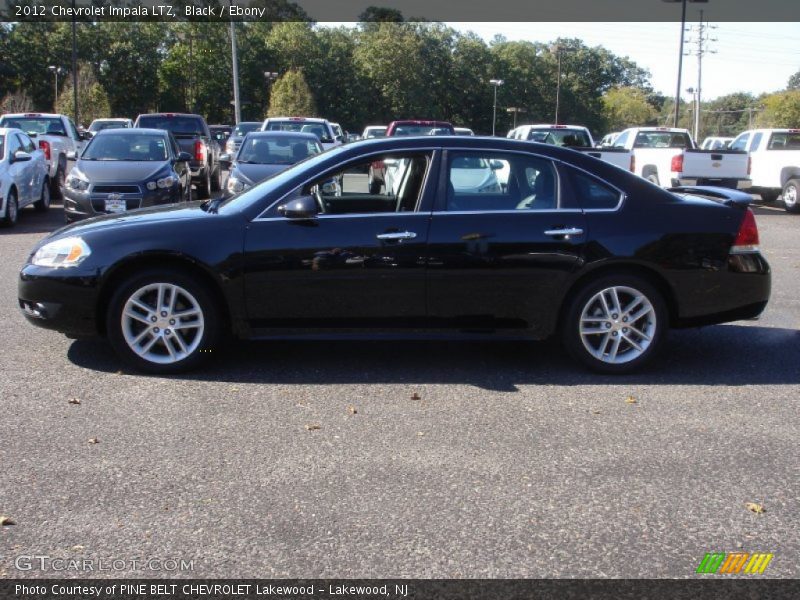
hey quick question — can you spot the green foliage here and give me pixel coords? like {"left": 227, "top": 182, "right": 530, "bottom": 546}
{"left": 268, "top": 69, "right": 316, "bottom": 117}
{"left": 757, "top": 90, "right": 800, "bottom": 128}
{"left": 602, "top": 87, "right": 658, "bottom": 131}
{"left": 55, "top": 62, "right": 111, "bottom": 125}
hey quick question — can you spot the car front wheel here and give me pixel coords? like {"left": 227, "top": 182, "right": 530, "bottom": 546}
{"left": 1, "top": 188, "right": 18, "bottom": 227}
{"left": 562, "top": 275, "right": 666, "bottom": 374}
{"left": 106, "top": 269, "right": 221, "bottom": 373}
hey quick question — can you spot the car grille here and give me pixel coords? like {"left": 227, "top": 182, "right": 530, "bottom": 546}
{"left": 92, "top": 185, "right": 141, "bottom": 194}
{"left": 89, "top": 184, "right": 143, "bottom": 212}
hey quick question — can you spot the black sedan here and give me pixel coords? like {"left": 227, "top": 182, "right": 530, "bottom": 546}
{"left": 221, "top": 131, "right": 323, "bottom": 197}
{"left": 63, "top": 128, "right": 193, "bottom": 223}
{"left": 19, "top": 136, "right": 770, "bottom": 374}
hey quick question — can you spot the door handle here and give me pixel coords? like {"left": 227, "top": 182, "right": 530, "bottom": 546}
{"left": 376, "top": 231, "right": 417, "bottom": 240}
{"left": 544, "top": 228, "right": 584, "bottom": 237}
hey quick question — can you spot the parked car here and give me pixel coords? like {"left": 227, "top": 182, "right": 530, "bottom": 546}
{"left": 224, "top": 121, "right": 262, "bottom": 156}
{"left": 261, "top": 117, "right": 343, "bottom": 151}
{"left": 612, "top": 127, "right": 751, "bottom": 190}
{"left": 209, "top": 124, "right": 232, "bottom": 152}
{"left": 220, "top": 131, "right": 323, "bottom": 197}
{"left": 700, "top": 136, "right": 733, "bottom": 150}
{"left": 20, "top": 136, "right": 770, "bottom": 376}
{"left": 62, "top": 128, "right": 192, "bottom": 223}
{"left": 368, "top": 120, "right": 455, "bottom": 193}
{"left": 0, "top": 127, "right": 50, "bottom": 227}
{"left": 509, "top": 124, "right": 594, "bottom": 147}
{"left": 454, "top": 127, "right": 475, "bottom": 136}
{"left": 729, "top": 128, "right": 800, "bottom": 212}
{"left": 134, "top": 113, "right": 221, "bottom": 199}
{"left": 87, "top": 118, "right": 133, "bottom": 138}
{"left": 361, "top": 125, "right": 387, "bottom": 139}
{"left": 0, "top": 112, "right": 88, "bottom": 198}
{"left": 598, "top": 132, "right": 621, "bottom": 148}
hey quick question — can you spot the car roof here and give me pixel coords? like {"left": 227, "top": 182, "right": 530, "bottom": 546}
{"left": 245, "top": 131, "right": 319, "bottom": 141}
{"left": 94, "top": 128, "right": 168, "bottom": 136}
{"left": 92, "top": 118, "right": 131, "bottom": 122}
{"left": 2, "top": 112, "right": 62, "bottom": 118}
{"left": 265, "top": 117, "right": 329, "bottom": 123}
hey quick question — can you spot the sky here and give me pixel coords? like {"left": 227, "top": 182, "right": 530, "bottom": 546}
{"left": 321, "top": 21, "right": 800, "bottom": 102}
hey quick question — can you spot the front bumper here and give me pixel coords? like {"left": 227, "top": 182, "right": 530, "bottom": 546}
{"left": 18, "top": 264, "right": 101, "bottom": 338}
{"left": 64, "top": 182, "right": 181, "bottom": 222}
{"left": 672, "top": 177, "right": 752, "bottom": 190}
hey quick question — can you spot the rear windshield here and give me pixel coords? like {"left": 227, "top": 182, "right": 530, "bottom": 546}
{"left": 89, "top": 120, "right": 129, "bottom": 132}
{"left": 233, "top": 122, "right": 261, "bottom": 137}
{"left": 238, "top": 135, "right": 321, "bottom": 165}
{"left": 265, "top": 120, "right": 329, "bottom": 140}
{"left": 527, "top": 128, "right": 591, "bottom": 147}
{"left": 0, "top": 116, "right": 65, "bottom": 136}
{"left": 767, "top": 132, "right": 800, "bottom": 150}
{"left": 137, "top": 115, "right": 205, "bottom": 136}
{"left": 633, "top": 131, "right": 691, "bottom": 149}
{"left": 392, "top": 124, "right": 453, "bottom": 136}
{"left": 363, "top": 127, "right": 387, "bottom": 138}
{"left": 83, "top": 133, "right": 169, "bottom": 161}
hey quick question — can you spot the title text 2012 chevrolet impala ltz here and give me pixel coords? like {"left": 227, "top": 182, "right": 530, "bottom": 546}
{"left": 18, "top": 137, "right": 770, "bottom": 374}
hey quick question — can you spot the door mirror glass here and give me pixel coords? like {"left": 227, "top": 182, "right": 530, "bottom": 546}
{"left": 277, "top": 195, "right": 319, "bottom": 219}
{"left": 12, "top": 151, "right": 32, "bottom": 163}
{"left": 219, "top": 153, "right": 232, "bottom": 168}
{"left": 176, "top": 151, "right": 192, "bottom": 163}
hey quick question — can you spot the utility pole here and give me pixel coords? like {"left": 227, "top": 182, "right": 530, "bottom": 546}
{"left": 71, "top": 0, "right": 78, "bottom": 124}
{"left": 684, "top": 10, "right": 716, "bottom": 141}
{"left": 230, "top": 17, "right": 241, "bottom": 124}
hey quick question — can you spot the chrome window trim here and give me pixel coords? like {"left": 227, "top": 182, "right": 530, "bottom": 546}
{"left": 252, "top": 146, "right": 438, "bottom": 222}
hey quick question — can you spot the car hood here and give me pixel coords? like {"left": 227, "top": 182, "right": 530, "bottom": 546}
{"left": 77, "top": 159, "right": 169, "bottom": 182}
{"left": 234, "top": 163, "right": 287, "bottom": 184}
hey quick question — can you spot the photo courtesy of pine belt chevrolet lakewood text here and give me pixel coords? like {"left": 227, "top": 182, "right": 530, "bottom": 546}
{"left": 18, "top": 136, "right": 770, "bottom": 374}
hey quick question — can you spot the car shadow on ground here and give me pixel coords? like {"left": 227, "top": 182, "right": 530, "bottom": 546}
{"left": 66, "top": 324, "right": 800, "bottom": 391}
{"left": 0, "top": 202, "right": 67, "bottom": 235}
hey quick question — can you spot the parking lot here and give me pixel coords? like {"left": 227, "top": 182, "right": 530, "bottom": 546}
{"left": 0, "top": 196, "right": 798, "bottom": 578}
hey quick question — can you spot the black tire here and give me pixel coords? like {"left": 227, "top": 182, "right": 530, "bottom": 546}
{"left": 50, "top": 159, "right": 66, "bottom": 199}
{"left": 34, "top": 178, "right": 51, "bottom": 212}
{"left": 210, "top": 166, "right": 221, "bottom": 192}
{"left": 561, "top": 274, "right": 667, "bottom": 374}
{"left": 2, "top": 188, "right": 19, "bottom": 227}
{"left": 106, "top": 268, "right": 222, "bottom": 374}
{"left": 782, "top": 179, "right": 800, "bottom": 214}
{"left": 759, "top": 189, "right": 780, "bottom": 204}
{"left": 196, "top": 168, "right": 211, "bottom": 200}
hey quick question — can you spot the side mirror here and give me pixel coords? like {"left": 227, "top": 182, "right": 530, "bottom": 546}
{"left": 277, "top": 195, "right": 319, "bottom": 219}
{"left": 489, "top": 160, "right": 504, "bottom": 170}
{"left": 81, "top": 131, "right": 93, "bottom": 140}
{"left": 12, "top": 151, "right": 33, "bottom": 163}
{"left": 219, "top": 153, "right": 232, "bottom": 168}
{"left": 176, "top": 151, "right": 192, "bottom": 163}
{"left": 66, "top": 150, "right": 77, "bottom": 161}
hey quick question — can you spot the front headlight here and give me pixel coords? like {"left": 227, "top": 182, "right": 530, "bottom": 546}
{"left": 31, "top": 237, "right": 91, "bottom": 268}
{"left": 227, "top": 177, "right": 249, "bottom": 194}
{"left": 66, "top": 169, "right": 90, "bottom": 191}
{"left": 146, "top": 173, "right": 176, "bottom": 190}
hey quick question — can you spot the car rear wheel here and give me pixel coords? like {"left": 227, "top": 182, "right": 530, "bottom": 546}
{"left": 34, "top": 178, "right": 51, "bottom": 212}
{"left": 2, "top": 188, "right": 18, "bottom": 227}
{"left": 782, "top": 179, "right": 800, "bottom": 214}
{"left": 107, "top": 269, "right": 221, "bottom": 374}
{"left": 196, "top": 169, "right": 211, "bottom": 199}
{"left": 210, "top": 166, "right": 221, "bottom": 192}
{"left": 562, "top": 275, "right": 666, "bottom": 374}
{"left": 50, "top": 159, "right": 66, "bottom": 199}
{"left": 759, "top": 189, "right": 780, "bottom": 204}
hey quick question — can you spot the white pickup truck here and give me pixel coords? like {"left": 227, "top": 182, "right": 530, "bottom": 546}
{"left": 611, "top": 127, "right": 751, "bottom": 190}
{"left": 0, "top": 112, "right": 86, "bottom": 199}
{"left": 729, "top": 128, "right": 800, "bottom": 213}
{"left": 508, "top": 123, "right": 634, "bottom": 172}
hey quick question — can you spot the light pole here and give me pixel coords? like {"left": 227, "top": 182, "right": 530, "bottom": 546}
{"left": 47, "top": 66, "right": 63, "bottom": 111}
{"left": 686, "top": 87, "right": 700, "bottom": 141}
{"left": 229, "top": 13, "right": 241, "bottom": 125}
{"left": 264, "top": 71, "right": 279, "bottom": 116}
{"left": 489, "top": 78, "right": 503, "bottom": 136}
{"left": 662, "top": 0, "right": 708, "bottom": 127}
{"left": 506, "top": 107, "right": 525, "bottom": 129}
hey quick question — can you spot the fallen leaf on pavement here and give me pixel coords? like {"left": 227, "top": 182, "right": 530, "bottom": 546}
{"left": 87, "top": 437, "right": 99, "bottom": 444}
{"left": 625, "top": 396, "right": 638, "bottom": 404}
{"left": 305, "top": 424, "right": 321, "bottom": 431}
{"left": 745, "top": 502, "right": 766, "bottom": 514}
{"left": 591, "top": 409, "right": 602, "bottom": 414}
{"left": 0, "top": 516, "right": 15, "bottom": 526}
{"left": 411, "top": 392, "right": 421, "bottom": 400}
{"left": 72, "top": 545, "right": 85, "bottom": 551}
{"left": 68, "top": 398, "right": 81, "bottom": 405}
{"left": 347, "top": 405, "right": 357, "bottom": 415}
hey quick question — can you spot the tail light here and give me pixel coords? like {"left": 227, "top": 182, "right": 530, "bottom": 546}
{"left": 747, "top": 156, "right": 752, "bottom": 175}
{"left": 732, "top": 208, "right": 759, "bottom": 252}
{"left": 194, "top": 140, "right": 205, "bottom": 162}
{"left": 629, "top": 155, "right": 635, "bottom": 172}
{"left": 670, "top": 154, "right": 684, "bottom": 173}
{"left": 39, "top": 140, "right": 51, "bottom": 161}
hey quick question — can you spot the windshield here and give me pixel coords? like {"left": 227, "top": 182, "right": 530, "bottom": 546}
{"left": 0, "top": 116, "right": 65, "bottom": 136}
{"left": 265, "top": 120, "right": 329, "bottom": 140}
{"left": 233, "top": 122, "right": 262, "bottom": 137}
{"left": 89, "top": 120, "right": 128, "bottom": 132}
{"left": 83, "top": 133, "right": 169, "bottom": 161}
{"left": 633, "top": 131, "right": 691, "bottom": 149}
{"left": 393, "top": 125, "right": 452, "bottom": 136}
{"left": 528, "top": 129, "right": 591, "bottom": 147}
{"left": 218, "top": 144, "right": 348, "bottom": 215}
{"left": 364, "top": 127, "right": 386, "bottom": 138}
{"left": 137, "top": 115, "right": 205, "bottom": 136}
{"left": 237, "top": 135, "right": 322, "bottom": 165}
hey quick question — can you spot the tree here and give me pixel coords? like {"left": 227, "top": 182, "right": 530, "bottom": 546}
{"left": 358, "top": 6, "right": 404, "bottom": 23}
{"left": 756, "top": 90, "right": 800, "bottom": 128}
{"left": 602, "top": 87, "right": 658, "bottom": 131}
{"left": 787, "top": 70, "right": 800, "bottom": 91}
{"left": 1, "top": 90, "right": 34, "bottom": 113}
{"left": 268, "top": 69, "right": 316, "bottom": 117}
{"left": 55, "top": 62, "right": 111, "bottom": 125}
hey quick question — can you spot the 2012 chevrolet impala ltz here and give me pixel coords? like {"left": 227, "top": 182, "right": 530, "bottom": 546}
{"left": 18, "top": 136, "right": 770, "bottom": 374}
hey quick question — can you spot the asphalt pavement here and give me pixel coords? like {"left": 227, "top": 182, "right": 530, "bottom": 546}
{"left": 0, "top": 197, "right": 798, "bottom": 579}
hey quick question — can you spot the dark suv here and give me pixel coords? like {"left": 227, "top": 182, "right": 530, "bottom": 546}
{"left": 368, "top": 120, "right": 454, "bottom": 193}
{"left": 134, "top": 113, "right": 221, "bottom": 199}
